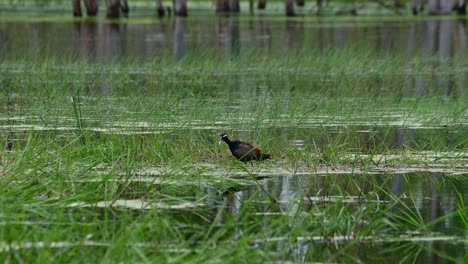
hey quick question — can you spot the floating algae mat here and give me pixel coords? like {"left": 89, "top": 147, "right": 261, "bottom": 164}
{"left": 0, "top": 15, "right": 467, "bottom": 263}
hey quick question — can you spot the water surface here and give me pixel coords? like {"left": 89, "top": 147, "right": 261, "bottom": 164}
{"left": 0, "top": 15, "right": 466, "bottom": 263}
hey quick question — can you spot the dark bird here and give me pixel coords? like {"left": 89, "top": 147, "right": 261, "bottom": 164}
{"left": 219, "top": 134, "right": 271, "bottom": 162}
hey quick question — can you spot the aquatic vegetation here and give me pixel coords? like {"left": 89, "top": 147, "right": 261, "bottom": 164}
{"left": 0, "top": 16, "right": 467, "bottom": 263}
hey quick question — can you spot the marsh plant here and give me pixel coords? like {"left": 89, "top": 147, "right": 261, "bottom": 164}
{"left": 0, "top": 16, "right": 467, "bottom": 263}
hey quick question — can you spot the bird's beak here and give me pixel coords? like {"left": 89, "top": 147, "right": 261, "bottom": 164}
{"left": 218, "top": 136, "right": 223, "bottom": 145}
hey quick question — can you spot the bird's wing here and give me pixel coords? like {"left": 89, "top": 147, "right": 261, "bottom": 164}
{"left": 238, "top": 141, "right": 256, "bottom": 151}
{"left": 238, "top": 141, "right": 265, "bottom": 154}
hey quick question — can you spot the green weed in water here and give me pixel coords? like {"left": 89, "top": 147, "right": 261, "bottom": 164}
{"left": 0, "top": 17, "right": 466, "bottom": 263}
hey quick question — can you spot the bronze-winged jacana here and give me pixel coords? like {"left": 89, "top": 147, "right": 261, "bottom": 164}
{"left": 219, "top": 134, "right": 271, "bottom": 162}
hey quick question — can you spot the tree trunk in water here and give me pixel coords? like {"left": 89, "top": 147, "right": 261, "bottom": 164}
{"left": 215, "top": 0, "right": 222, "bottom": 12}
{"left": 229, "top": 18, "right": 240, "bottom": 57}
{"left": 403, "top": 22, "right": 416, "bottom": 96}
{"left": 174, "top": 18, "right": 186, "bottom": 61}
{"left": 441, "top": 0, "right": 454, "bottom": 13}
{"left": 156, "top": 0, "right": 165, "bottom": 17}
{"left": 73, "top": 0, "right": 82, "bottom": 16}
{"left": 427, "top": 0, "right": 452, "bottom": 14}
{"left": 84, "top": 21, "right": 97, "bottom": 58}
{"left": 120, "top": 0, "right": 129, "bottom": 15}
{"left": 174, "top": 0, "right": 188, "bottom": 16}
{"left": 230, "top": 0, "right": 240, "bottom": 12}
{"left": 456, "top": 21, "right": 467, "bottom": 96}
{"left": 411, "top": 0, "right": 418, "bottom": 14}
{"left": 296, "top": 0, "right": 304, "bottom": 7}
{"left": 283, "top": 21, "right": 295, "bottom": 49}
{"left": 438, "top": 20, "right": 453, "bottom": 98}
{"left": 106, "top": 0, "right": 120, "bottom": 17}
{"left": 214, "top": 0, "right": 238, "bottom": 12}
{"left": 427, "top": 0, "right": 438, "bottom": 14}
{"left": 316, "top": 0, "right": 322, "bottom": 14}
{"left": 257, "top": 0, "right": 266, "bottom": 9}
{"left": 285, "top": 0, "right": 295, "bottom": 16}
{"left": 216, "top": 0, "right": 229, "bottom": 12}
{"left": 84, "top": 0, "right": 98, "bottom": 16}
{"left": 455, "top": 0, "right": 467, "bottom": 14}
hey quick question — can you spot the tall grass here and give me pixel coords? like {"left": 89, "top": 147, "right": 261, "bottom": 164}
{"left": 0, "top": 19, "right": 466, "bottom": 262}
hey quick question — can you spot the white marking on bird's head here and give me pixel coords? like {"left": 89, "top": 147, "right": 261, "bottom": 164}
{"left": 219, "top": 134, "right": 228, "bottom": 144}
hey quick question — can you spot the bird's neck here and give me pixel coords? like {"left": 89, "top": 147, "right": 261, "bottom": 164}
{"left": 222, "top": 137, "right": 231, "bottom": 145}
{"left": 223, "top": 138, "right": 236, "bottom": 148}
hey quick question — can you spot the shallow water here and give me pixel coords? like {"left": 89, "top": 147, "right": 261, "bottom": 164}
{"left": 53, "top": 171, "right": 467, "bottom": 263}
{"left": 1, "top": 18, "right": 468, "bottom": 97}
{"left": 0, "top": 15, "right": 467, "bottom": 262}
{"left": 1, "top": 18, "right": 467, "bottom": 61}
{"left": 217, "top": 172, "right": 467, "bottom": 263}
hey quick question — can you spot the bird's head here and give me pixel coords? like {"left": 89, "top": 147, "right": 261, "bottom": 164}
{"left": 219, "top": 133, "right": 229, "bottom": 144}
